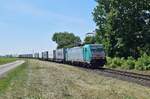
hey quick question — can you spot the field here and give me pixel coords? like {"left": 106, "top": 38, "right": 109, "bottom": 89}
{"left": 0, "top": 59, "right": 150, "bottom": 99}
{"left": 0, "top": 58, "right": 17, "bottom": 65}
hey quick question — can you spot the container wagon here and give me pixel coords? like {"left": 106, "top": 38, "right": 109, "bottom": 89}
{"left": 42, "top": 51, "right": 49, "bottom": 60}
{"left": 53, "top": 48, "right": 66, "bottom": 63}
{"left": 19, "top": 54, "right": 33, "bottom": 58}
{"left": 34, "top": 53, "right": 39, "bottom": 59}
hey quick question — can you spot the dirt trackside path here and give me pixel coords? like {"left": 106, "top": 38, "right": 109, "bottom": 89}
{"left": 0, "top": 60, "right": 25, "bottom": 77}
{"left": 0, "top": 59, "right": 150, "bottom": 99}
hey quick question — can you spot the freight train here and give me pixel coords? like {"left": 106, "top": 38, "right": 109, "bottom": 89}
{"left": 19, "top": 44, "right": 106, "bottom": 68}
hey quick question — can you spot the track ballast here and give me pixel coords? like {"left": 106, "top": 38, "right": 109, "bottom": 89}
{"left": 93, "top": 68, "right": 150, "bottom": 87}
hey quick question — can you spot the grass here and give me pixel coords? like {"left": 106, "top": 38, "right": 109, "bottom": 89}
{"left": 0, "top": 58, "right": 18, "bottom": 65}
{"left": 0, "top": 59, "right": 150, "bottom": 99}
{"left": 0, "top": 62, "right": 27, "bottom": 94}
{"left": 0, "top": 63, "right": 27, "bottom": 99}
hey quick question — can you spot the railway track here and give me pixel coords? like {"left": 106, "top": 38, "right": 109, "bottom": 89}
{"left": 54, "top": 60, "right": 150, "bottom": 87}
{"left": 102, "top": 68, "right": 150, "bottom": 80}
{"left": 37, "top": 59, "right": 150, "bottom": 87}
{"left": 93, "top": 68, "right": 150, "bottom": 87}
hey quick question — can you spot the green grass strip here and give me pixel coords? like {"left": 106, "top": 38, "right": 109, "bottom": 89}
{"left": 0, "top": 58, "right": 18, "bottom": 65}
{"left": 0, "top": 62, "right": 27, "bottom": 93}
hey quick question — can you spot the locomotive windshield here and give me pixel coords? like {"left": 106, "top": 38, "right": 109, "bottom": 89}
{"left": 90, "top": 45, "right": 106, "bottom": 59}
{"left": 90, "top": 46, "right": 104, "bottom": 53}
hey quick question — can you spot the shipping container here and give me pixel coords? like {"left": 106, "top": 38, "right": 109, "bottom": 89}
{"left": 34, "top": 53, "right": 39, "bottom": 59}
{"left": 19, "top": 54, "right": 33, "bottom": 58}
{"left": 39, "top": 52, "right": 42, "bottom": 59}
{"left": 54, "top": 48, "right": 66, "bottom": 62}
{"left": 42, "top": 51, "right": 48, "bottom": 60}
{"left": 48, "top": 51, "right": 53, "bottom": 60}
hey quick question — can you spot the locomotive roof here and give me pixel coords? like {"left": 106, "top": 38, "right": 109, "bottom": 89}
{"left": 84, "top": 44, "right": 103, "bottom": 47}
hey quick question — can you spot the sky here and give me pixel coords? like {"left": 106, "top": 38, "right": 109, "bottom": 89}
{"left": 0, "top": 0, "right": 96, "bottom": 55}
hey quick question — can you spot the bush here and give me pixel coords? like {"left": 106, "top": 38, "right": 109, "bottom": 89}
{"left": 106, "top": 54, "right": 150, "bottom": 70}
{"left": 135, "top": 54, "right": 150, "bottom": 70}
{"left": 122, "top": 57, "right": 135, "bottom": 70}
{"left": 106, "top": 57, "right": 112, "bottom": 66}
{"left": 107, "top": 57, "right": 124, "bottom": 68}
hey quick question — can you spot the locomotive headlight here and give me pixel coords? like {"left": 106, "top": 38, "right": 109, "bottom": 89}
{"left": 92, "top": 51, "right": 105, "bottom": 59}
{"left": 99, "top": 51, "right": 105, "bottom": 58}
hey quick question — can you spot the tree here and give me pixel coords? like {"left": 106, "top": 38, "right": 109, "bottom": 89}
{"left": 84, "top": 36, "right": 96, "bottom": 44}
{"left": 52, "top": 32, "right": 81, "bottom": 49}
{"left": 93, "top": 0, "right": 150, "bottom": 58}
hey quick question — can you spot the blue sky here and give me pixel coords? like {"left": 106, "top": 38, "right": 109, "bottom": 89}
{"left": 0, "top": 0, "right": 96, "bottom": 55}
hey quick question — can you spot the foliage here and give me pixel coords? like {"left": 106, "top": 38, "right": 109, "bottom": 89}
{"left": 52, "top": 32, "right": 81, "bottom": 49}
{"left": 107, "top": 57, "right": 124, "bottom": 68}
{"left": 84, "top": 36, "right": 96, "bottom": 44}
{"left": 0, "top": 58, "right": 17, "bottom": 65}
{"left": 93, "top": 0, "right": 150, "bottom": 58}
{"left": 106, "top": 54, "right": 150, "bottom": 70}
{"left": 122, "top": 57, "right": 135, "bottom": 70}
{"left": 135, "top": 54, "right": 150, "bottom": 70}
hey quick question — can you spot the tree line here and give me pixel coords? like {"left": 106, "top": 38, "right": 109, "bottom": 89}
{"left": 52, "top": 0, "right": 150, "bottom": 59}
{"left": 93, "top": 0, "right": 150, "bottom": 58}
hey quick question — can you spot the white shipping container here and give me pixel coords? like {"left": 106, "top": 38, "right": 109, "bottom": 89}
{"left": 42, "top": 51, "right": 48, "bottom": 59}
{"left": 55, "top": 49, "right": 65, "bottom": 60}
{"left": 48, "top": 51, "right": 53, "bottom": 59}
{"left": 39, "top": 53, "right": 42, "bottom": 59}
{"left": 66, "top": 47, "right": 84, "bottom": 62}
{"left": 34, "top": 53, "right": 39, "bottom": 58}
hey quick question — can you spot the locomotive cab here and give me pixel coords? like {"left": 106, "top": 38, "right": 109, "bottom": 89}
{"left": 83, "top": 44, "right": 106, "bottom": 67}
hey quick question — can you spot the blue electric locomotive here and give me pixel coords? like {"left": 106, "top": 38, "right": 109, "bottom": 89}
{"left": 54, "top": 44, "right": 106, "bottom": 68}
{"left": 24, "top": 44, "right": 107, "bottom": 68}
